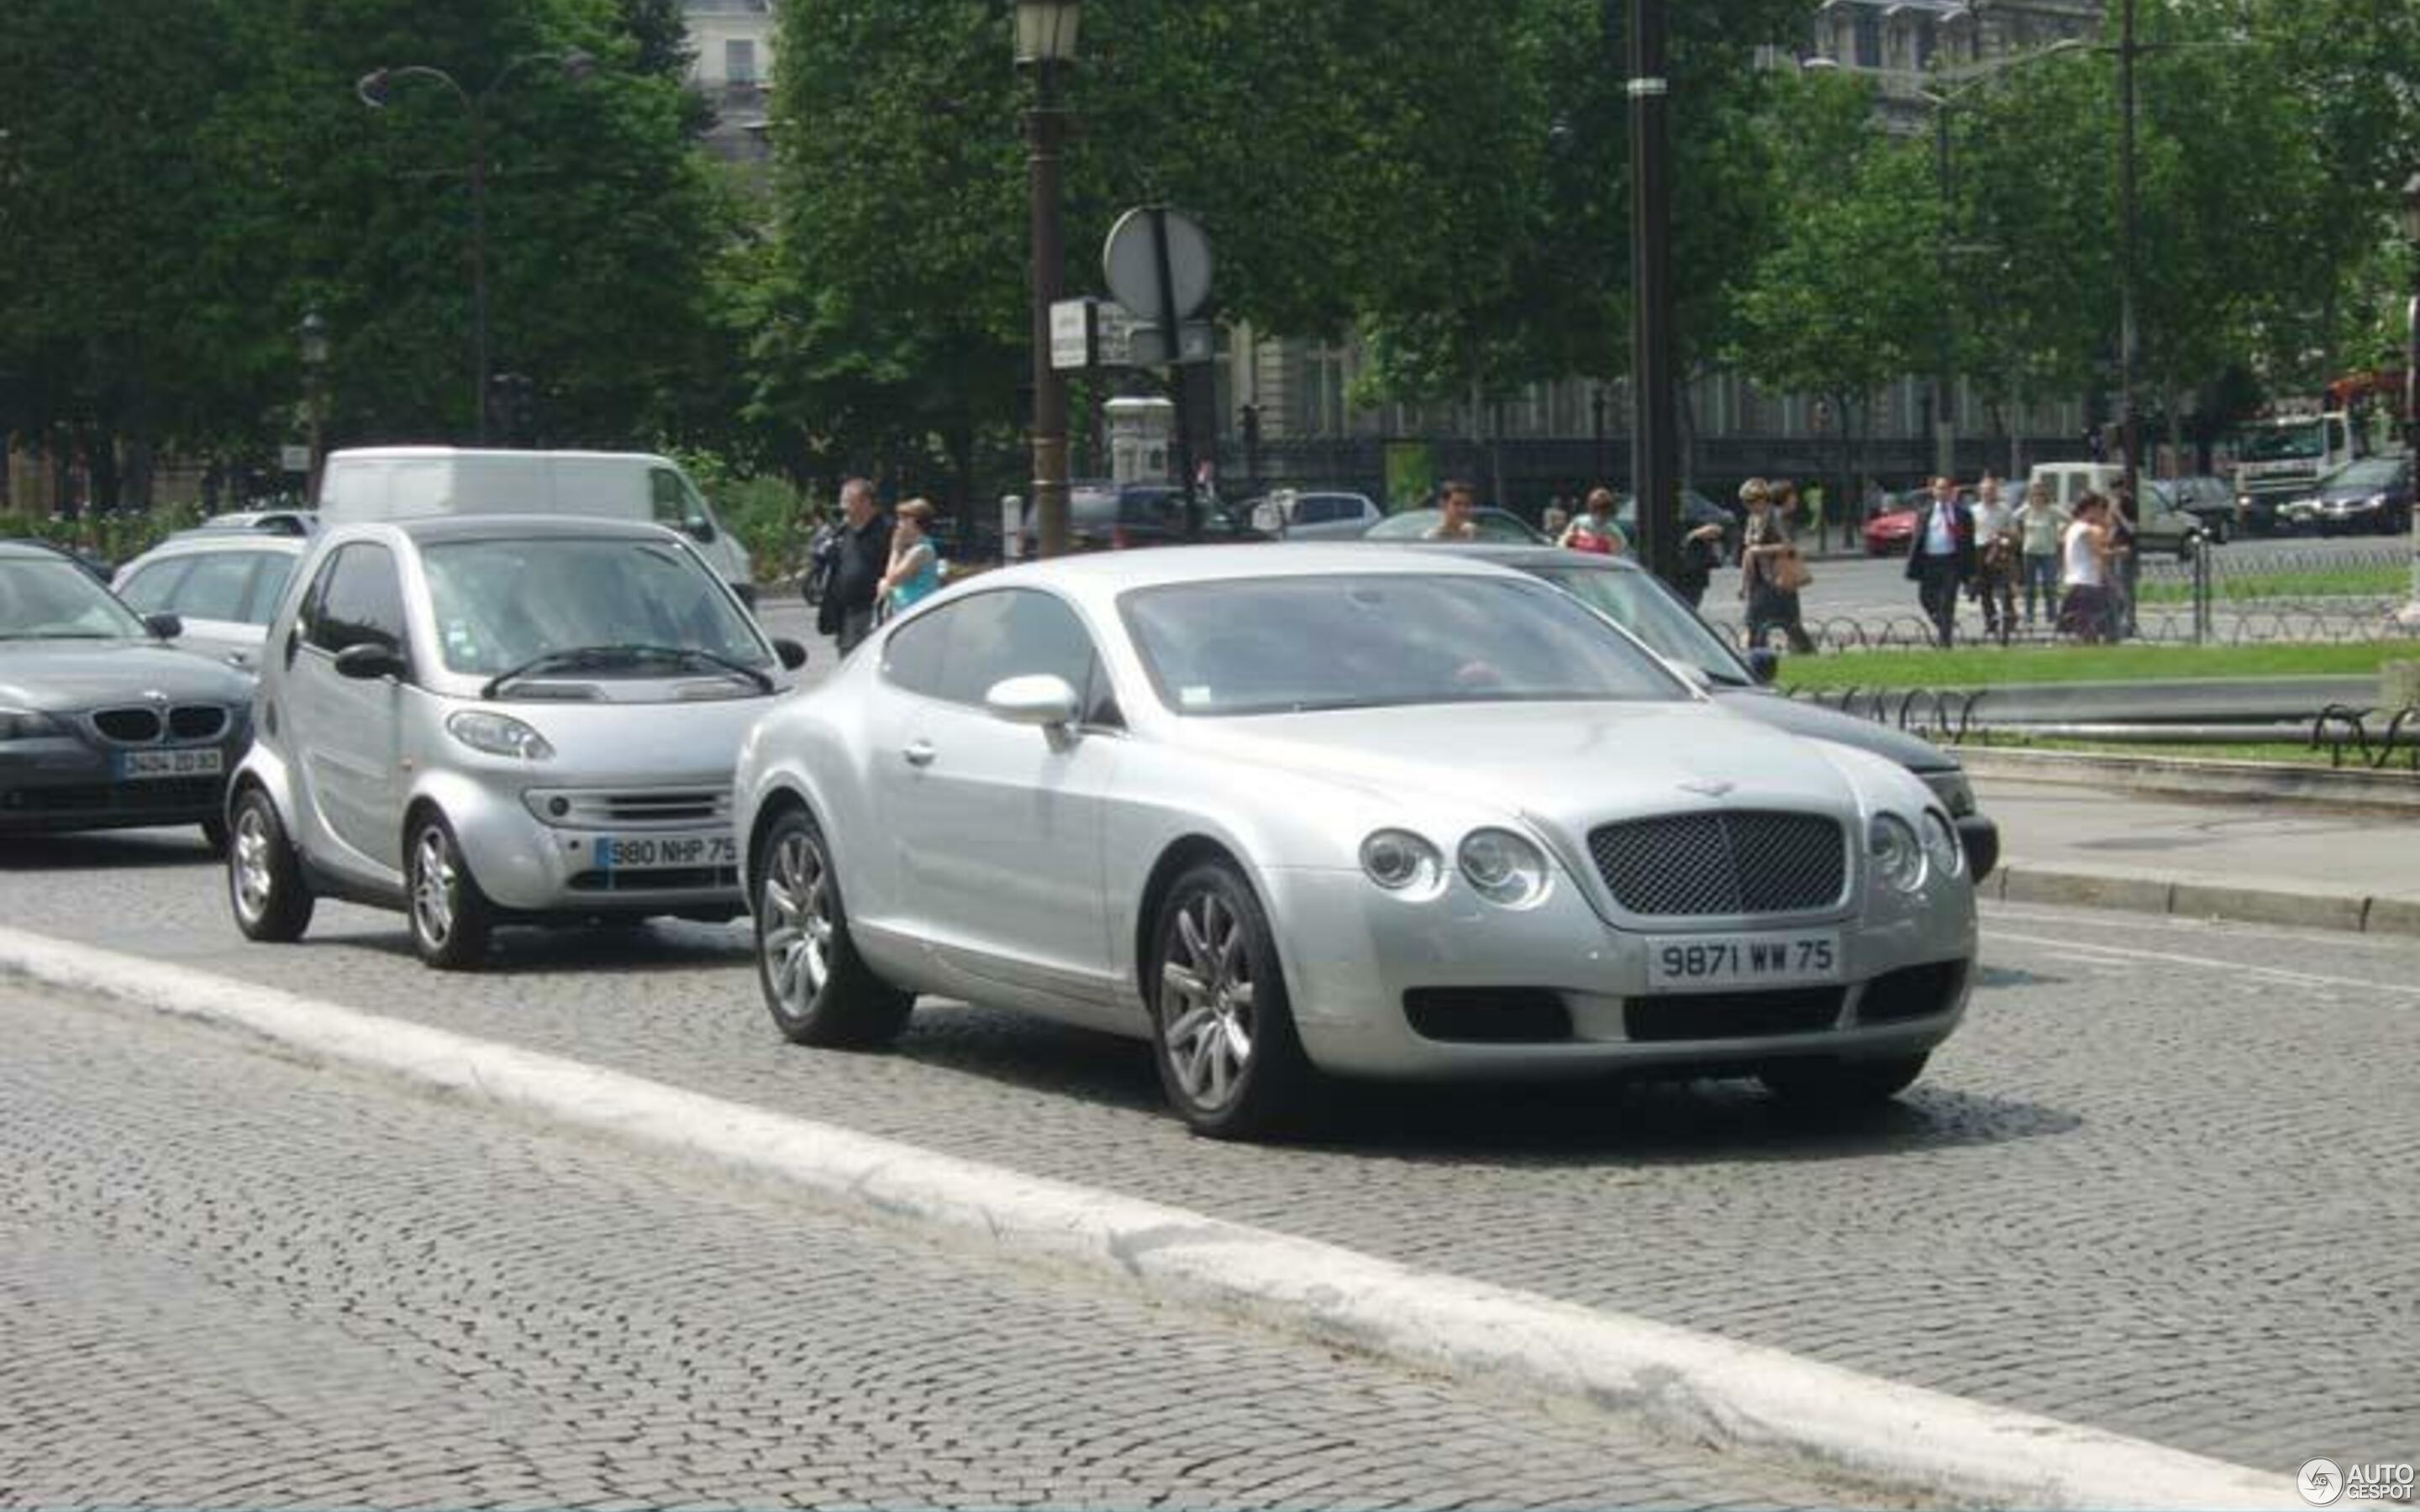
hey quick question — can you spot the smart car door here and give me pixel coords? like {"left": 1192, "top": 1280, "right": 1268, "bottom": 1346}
{"left": 285, "top": 543, "right": 410, "bottom": 876}
{"left": 875, "top": 589, "right": 1122, "bottom": 1012}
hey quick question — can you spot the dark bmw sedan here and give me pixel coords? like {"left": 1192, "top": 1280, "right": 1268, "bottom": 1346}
{"left": 0, "top": 541, "right": 254, "bottom": 847}
{"left": 1405, "top": 543, "right": 1999, "bottom": 879}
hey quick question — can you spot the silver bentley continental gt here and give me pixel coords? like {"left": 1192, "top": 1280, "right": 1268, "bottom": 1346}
{"left": 734, "top": 547, "right": 1978, "bottom": 1140}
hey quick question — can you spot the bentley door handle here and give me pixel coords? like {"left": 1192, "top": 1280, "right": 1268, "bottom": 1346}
{"left": 902, "top": 740, "right": 937, "bottom": 768}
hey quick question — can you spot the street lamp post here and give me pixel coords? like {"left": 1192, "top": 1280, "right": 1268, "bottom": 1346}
{"left": 356, "top": 49, "right": 594, "bottom": 444}
{"left": 298, "top": 311, "right": 329, "bottom": 502}
{"left": 1627, "top": 0, "right": 1679, "bottom": 582}
{"left": 1016, "top": 0, "right": 1081, "bottom": 559}
{"left": 2401, "top": 173, "right": 2420, "bottom": 618}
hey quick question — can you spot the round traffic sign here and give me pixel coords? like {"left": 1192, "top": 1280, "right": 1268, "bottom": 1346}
{"left": 1102, "top": 207, "right": 1213, "bottom": 323}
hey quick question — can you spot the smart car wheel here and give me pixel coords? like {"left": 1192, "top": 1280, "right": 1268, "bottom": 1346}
{"left": 1148, "top": 860, "right": 1315, "bottom": 1141}
{"left": 227, "top": 787, "right": 313, "bottom": 943}
{"left": 1760, "top": 1052, "right": 1929, "bottom": 1110}
{"left": 407, "top": 814, "right": 495, "bottom": 970}
{"left": 752, "top": 807, "right": 911, "bottom": 1047}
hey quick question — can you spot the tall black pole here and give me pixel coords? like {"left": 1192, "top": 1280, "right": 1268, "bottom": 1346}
{"left": 1932, "top": 107, "right": 1953, "bottom": 480}
{"left": 1026, "top": 76, "right": 1071, "bottom": 558}
{"left": 2118, "top": 0, "right": 2141, "bottom": 633}
{"left": 1627, "top": 0, "right": 1677, "bottom": 581}
{"left": 469, "top": 113, "right": 489, "bottom": 444}
{"left": 1150, "top": 207, "right": 1200, "bottom": 538}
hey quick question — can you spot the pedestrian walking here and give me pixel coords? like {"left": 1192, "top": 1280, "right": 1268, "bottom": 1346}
{"left": 2058, "top": 493, "right": 2118, "bottom": 643}
{"left": 1970, "top": 474, "right": 2018, "bottom": 643}
{"left": 1560, "top": 486, "right": 1628, "bottom": 555}
{"left": 2012, "top": 480, "right": 2070, "bottom": 629}
{"left": 1903, "top": 475, "right": 1977, "bottom": 648}
{"left": 818, "top": 477, "right": 892, "bottom": 657}
{"left": 1543, "top": 503, "right": 1570, "bottom": 542}
{"left": 877, "top": 497, "right": 943, "bottom": 617}
{"left": 1425, "top": 480, "right": 1481, "bottom": 540}
{"left": 1738, "top": 479, "right": 1816, "bottom": 656}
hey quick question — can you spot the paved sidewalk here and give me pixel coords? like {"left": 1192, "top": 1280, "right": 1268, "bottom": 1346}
{"left": 1977, "top": 775, "right": 2420, "bottom": 932}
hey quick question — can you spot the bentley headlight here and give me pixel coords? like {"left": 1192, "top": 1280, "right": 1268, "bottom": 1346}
{"left": 1921, "top": 809, "right": 1965, "bottom": 878}
{"left": 1919, "top": 769, "right": 1975, "bottom": 819}
{"left": 1869, "top": 812, "right": 1925, "bottom": 893}
{"left": 1360, "top": 828, "right": 1444, "bottom": 895}
{"left": 446, "top": 710, "right": 555, "bottom": 761}
{"left": 0, "top": 707, "right": 61, "bottom": 741}
{"left": 1458, "top": 827, "right": 1550, "bottom": 908}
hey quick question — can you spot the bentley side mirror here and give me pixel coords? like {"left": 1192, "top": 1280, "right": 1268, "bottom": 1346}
{"left": 771, "top": 637, "right": 809, "bottom": 671}
{"left": 1746, "top": 648, "right": 1781, "bottom": 685}
{"left": 144, "top": 612, "right": 184, "bottom": 640}
{"left": 985, "top": 674, "right": 1081, "bottom": 734}
{"left": 333, "top": 643, "right": 406, "bottom": 681}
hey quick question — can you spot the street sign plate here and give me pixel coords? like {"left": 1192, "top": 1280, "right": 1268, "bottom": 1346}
{"left": 1102, "top": 207, "right": 1213, "bottom": 323}
{"left": 280, "top": 444, "right": 311, "bottom": 474}
{"left": 1050, "top": 298, "right": 1092, "bottom": 371}
{"left": 1126, "top": 321, "right": 1217, "bottom": 368}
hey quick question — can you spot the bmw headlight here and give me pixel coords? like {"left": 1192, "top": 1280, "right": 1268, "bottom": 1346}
{"left": 1458, "top": 827, "right": 1550, "bottom": 908}
{"left": 1921, "top": 809, "right": 1965, "bottom": 878}
{"left": 1360, "top": 828, "right": 1444, "bottom": 895}
{"left": 1868, "top": 812, "right": 1925, "bottom": 893}
{"left": 446, "top": 710, "right": 555, "bottom": 761}
{"left": 0, "top": 707, "right": 61, "bottom": 741}
{"left": 1919, "top": 769, "right": 1975, "bottom": 819}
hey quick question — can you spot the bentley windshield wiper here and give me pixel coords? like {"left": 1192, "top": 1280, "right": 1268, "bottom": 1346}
{"left": 481, "top": 643, "right": 771, "bottom": 700}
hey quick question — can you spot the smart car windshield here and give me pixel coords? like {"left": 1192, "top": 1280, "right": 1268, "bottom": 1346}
{"left": 1120, "top": 573, "right": 1691, "bottom": 716}
{"left": 1519, "top": 563, "right": 1754, "bottom": 685}
{"left": 420, "top": 538, "right": 770, "bottom": 682}
{"left": 0, "top": 557, "right": 150, "bottom": 641}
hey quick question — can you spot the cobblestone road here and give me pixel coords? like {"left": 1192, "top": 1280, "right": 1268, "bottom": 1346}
{"left": 0, "top": 979, "right": 1874, "bottom": 1510}
{"left": 4, "top": 832, "right": 2416, "bottom": 1480}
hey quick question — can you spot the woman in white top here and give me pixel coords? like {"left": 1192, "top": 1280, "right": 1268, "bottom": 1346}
{"left": 2059, "top": 495, "right": 2114, "bottom": 643}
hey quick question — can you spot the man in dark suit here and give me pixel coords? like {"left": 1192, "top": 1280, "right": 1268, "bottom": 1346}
{"left": 1903, "top": 475, "right": 1978, "bottom": 648}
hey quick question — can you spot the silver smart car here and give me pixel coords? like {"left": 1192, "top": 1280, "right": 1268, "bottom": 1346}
{"left": 227, "top": 517, "right": 806, "bottom": 969}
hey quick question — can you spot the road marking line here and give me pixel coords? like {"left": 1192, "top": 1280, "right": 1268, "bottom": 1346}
{"left": 1986, "top": 927, "right": 2420, "bottom": 997}
{"left": 0, "top": 924, "right": 2291, "bottom": 1512}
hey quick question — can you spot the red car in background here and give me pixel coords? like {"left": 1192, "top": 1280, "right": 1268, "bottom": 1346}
{"left": 1861, "top": 486, "right": 1975, "bottom": 557}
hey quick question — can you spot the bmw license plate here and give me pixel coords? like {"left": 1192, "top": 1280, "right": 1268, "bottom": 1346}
{"left": 115, "top": 748, "right": 224, "bottom": 780}
{"left": 596, "top": 832, "right": 736, "bottom": 873}
{"left": 1646, "top": 932, "right": 1841, "bottom": 992}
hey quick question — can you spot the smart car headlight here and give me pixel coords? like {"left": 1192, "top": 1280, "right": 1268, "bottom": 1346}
{"left": 1458, "top": 827, "right": 1550, "bottom": 908}
{"left": 1869, "top": 812, "right": 1925, "bottom": 893}
{"left": 1360, "top": 829, "right": 1444, "bottom": 895}
{"left": 0, "top": 707, "right": 61, "bottom": 741}
{"left": 446, "top": 710, "right": 555, "bottom": 761}
{"left": 1921, "top": 809, "right": 1965, "bottom": 879}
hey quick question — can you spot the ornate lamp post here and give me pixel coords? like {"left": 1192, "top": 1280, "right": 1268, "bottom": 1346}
{"left": 298, "top": 311, "right": 329, "bottom": 501}
{"left": 1016, "top": 0, "right": 1081, "bottom": 558}
{"left": 2400, "top": 174, "right": 2420, "bottom": 622}
{"left": 356, "top": 49, "right": 595, "bottom": 444}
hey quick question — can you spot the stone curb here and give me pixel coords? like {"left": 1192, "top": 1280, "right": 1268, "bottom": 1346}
{"left": 0, "top": 927, "right": 2296, "bottom": 1512}
{"left": 1985, "top": 858, "right": 2420, "bottom": 937}
{"left": 1957, "top": 747, "right": 2420, "bottom": 812}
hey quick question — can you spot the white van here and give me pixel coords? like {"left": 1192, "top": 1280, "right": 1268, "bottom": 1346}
{"left": 315, "top": 448, "right": 757, "bottom": 604}
{"left": 2026, "top": 461, "right": 2123, "bottom": 510}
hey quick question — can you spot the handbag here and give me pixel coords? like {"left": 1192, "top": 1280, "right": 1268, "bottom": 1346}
{"left": 1769, "top": 548, "right": 1812, "bottom": 594}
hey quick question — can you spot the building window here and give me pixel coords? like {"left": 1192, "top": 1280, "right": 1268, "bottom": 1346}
{"left": 725, "top": 39, "right": 758, "bottom": 85}
{"left": 1854, "top": 10, "right": 1881, "bottom": 68}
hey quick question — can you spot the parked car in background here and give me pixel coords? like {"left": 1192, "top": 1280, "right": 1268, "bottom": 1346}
{"left": 1249, "top": 489, "right": 1384, "bottom": 541}
{"left": 734, "top": 546, "right": 1977, "bottom": 1139}
{"left": 1406, "top": 543, "right": 1998, "bottom": 879}
{"left": 0, "top": 538, "right": 115, "bottom": 585}
{"left": 2153, "top": 476, "right": 2236, "bottom": 542}
{"left": 1362, "top": 507, "right": 1547, "bottom": 543}
{"left": 192, "top": 508, "right": 318, "bottom": 538}
{"left": 2274, "top": 454, "right": 2413, "bottom": 536}
{"left": 225, "top": 517, "right": 808, "bottom": 969}
{"left": 113, "top": 533, "right": 308, "bottom": 672}
{"left": 1862, "top": 504, "right": 1922, "bottom": 557}
{"left": 1614, "top": 488, "right": 1741, "bottom": 559}
{"left": 1, "top": 540, "right": 254, "bottom": 848}
{"left": 2127, "top": 480, "right": 2212, "bottom": 559}
{"left": 1022, "top": 482, "right": 1268, "bottom": 555}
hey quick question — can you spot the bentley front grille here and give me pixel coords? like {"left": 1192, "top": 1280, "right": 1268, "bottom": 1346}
{"left": 1587, "top": 811, "right": 1845, "bottom": 916}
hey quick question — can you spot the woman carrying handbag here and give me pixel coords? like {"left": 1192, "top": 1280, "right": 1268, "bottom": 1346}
{"left": 1739, "top": 478, "right": 1817, "bottom": 655}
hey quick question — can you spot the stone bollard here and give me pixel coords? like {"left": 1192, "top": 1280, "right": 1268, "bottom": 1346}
{"left": 2384, "top": 660, "right": 2420, "bottom": 713}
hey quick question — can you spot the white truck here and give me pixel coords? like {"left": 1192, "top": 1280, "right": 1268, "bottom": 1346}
{"left": 2228, "top": 408, "right": 2365, "bottom": 534}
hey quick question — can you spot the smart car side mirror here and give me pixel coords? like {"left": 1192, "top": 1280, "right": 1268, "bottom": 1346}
{"left": 144, "top": 612, "right": 183, "bottom": 640}
{"left": 684, "top": 518, "right": 718, "bottom": 544}
{"left": 771, "top": 637, "right": 809, "bottom": 671}
{"left": 333, "top": 643, "right": 406, "bottom": 681}
{"left": 1746, "top": 648, "right": 1781, "bottom": 685}
{"left": 986, "top": 674, "right": 1081, "bottom": 731}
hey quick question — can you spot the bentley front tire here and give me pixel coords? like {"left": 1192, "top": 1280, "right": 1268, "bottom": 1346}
{"left": 753, "top": 807, "right": 912, "bottom": 1048}
{"left": 1148, "top": 860, "right": 1314, "bottom": 1141}
{"left": 1760, "top": 1052, "right": 1929, "bottom": 1110}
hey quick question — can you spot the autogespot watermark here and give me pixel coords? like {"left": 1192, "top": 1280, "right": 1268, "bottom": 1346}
{"left": 2301, "top": 1459, "right": 2417, "bottom": 1505}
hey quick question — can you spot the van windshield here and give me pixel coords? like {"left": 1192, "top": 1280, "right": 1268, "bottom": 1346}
{"left": 421, "top": 538, "right": 767, "bottom": 680}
